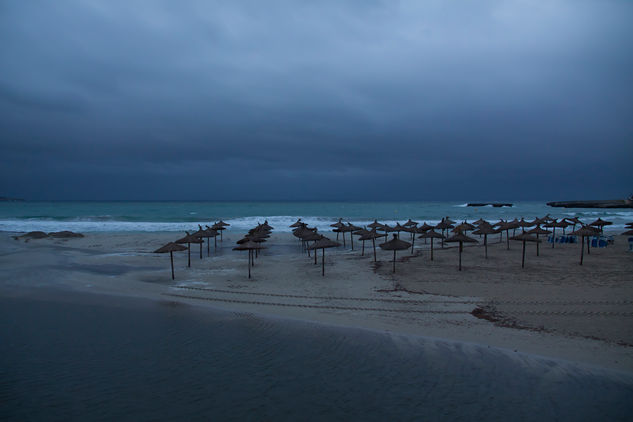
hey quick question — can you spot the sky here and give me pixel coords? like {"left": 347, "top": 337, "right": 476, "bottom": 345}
{"left": 1, "top": 0, "right": 632, "bottom": 201}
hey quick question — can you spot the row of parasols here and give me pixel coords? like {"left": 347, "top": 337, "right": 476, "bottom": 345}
{"left": 291, "top": 216, "right": 631, "bottom": 273}
{"left": 154, "top": 221, "right": 230, "bottom": 279}
{"left": 153, "top": 216, "right": 632, "bottom": 279}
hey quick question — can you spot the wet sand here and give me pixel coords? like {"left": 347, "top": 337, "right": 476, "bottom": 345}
{"left": 1, "top": 230, "right": 633, "bottom": 372}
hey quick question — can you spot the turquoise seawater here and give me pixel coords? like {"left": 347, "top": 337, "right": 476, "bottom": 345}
{"left": 0, "top": 201, "right": 631, "bottom": 232}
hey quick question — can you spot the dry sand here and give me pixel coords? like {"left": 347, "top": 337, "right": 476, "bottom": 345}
{"left": 1, "top": 230, "right": 632, "bottom": 372}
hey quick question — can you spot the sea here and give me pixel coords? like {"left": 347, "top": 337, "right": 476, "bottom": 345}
{"left": 1, "top": 200, "right": 631, "bottom": 233}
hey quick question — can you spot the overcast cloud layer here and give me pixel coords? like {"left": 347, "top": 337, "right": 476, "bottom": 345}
{"left": 1, "top": 0, "right": 632, "bottom": 200}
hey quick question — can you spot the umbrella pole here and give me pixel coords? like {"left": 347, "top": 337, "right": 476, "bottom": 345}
{"left": 393, "top": 250, "right": 396, "bottom": 273}
{"left": 411, "top": 235, "right": 415, "bottom": 254}
{"left": 521, "top": 239, "right": 526, "bottom": 268}
{"left": 587, "top": 236, "right": 591, "bottom": 255}
{"left": 506, "top": 230, "right": 510, "bottom": 250}
{"left": 248, "top": 250, "right": 251, "bottom": 278}
{"left": 322, "top": 248, "right": 325, "bottom": 276}
{"left": 552, "top": 227, "right": 556, "bottom": 248}
{"left": 361, "top": 239, "right": 365, "bottom": 256}
{"left": 351, "top": 232, "right": 354, "bottom": 251}
{"left": 484, "top": 234, "right": 488, "bottom": 259}
{"left": 214, "top": 236, "right": 217, "bottom": 250}
{"left": 536, "top": 234, "right": 540, "bottom": 256}
{"left": 314, "top": 244, "right": 318, "bottom": 265}
{"left": 343, "top": 232, "right": 346, "bottom": 248}
{"left": 431, "top": 238, "right": 434, "bottom": 261}
{"left": 458, "top": 242, "right": 462, "bottom": 271}
{"left": 372, "top": 238, "right": 377, "bottom": 262}
{"left": 580, "top": 236, "right": 584, "bottom": 265}
{"left": 187, "top": 243, "right": 191, "bottom": 268}
{"left": 199, "top": 242, "right": 202, "bottom": 259}
{"left": 170, "top": 251, "right": 175, "bottom": 280}
{"left": 207, "top": 237, "right": 210, "bottom": 256}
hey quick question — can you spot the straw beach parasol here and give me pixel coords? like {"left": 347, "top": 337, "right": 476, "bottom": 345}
{"left": 589, "top": 218, "right": 612, "bottom": 234}
{"left": 418, "top": 229, "right": 444, "bottom": 261}
{"left": 175, "top": 232, "right": 203, "bottom": 268}
{"left": 198, "top": 225, "right": 218, "bottom": 256}
{"left": 379, "top": 234, "right": 411, "bottom": 273}
{"left": 510, "top": 233, "right": 541, "bottom": 269}
{"left": 435, "top": 219, "right": 454, "bottom": 248}
{"left": 307, "top": 237, "right": 341, "bottom": 276}
{"left": 233, "top": 241, "right": 265, "bottom": 279}
{"left": 154, "top": 242, "right": 187, "bottom": 280}
{"left": 472, "top": 223, "right": 497, "bottom": 259}
{"left": 358, "top": 229, "right": 386, "bottom": 262}
{"left": 527, "top": 226, "right": 551, "bottom": 256}
{"left": 569, "top": 226, "right": 600, "bottom": 265}
{"left": 445, "top": 232, "right": 477, "bottom": 271}
{"left": 212, "top": 220, "right": 230, "bottom": 241}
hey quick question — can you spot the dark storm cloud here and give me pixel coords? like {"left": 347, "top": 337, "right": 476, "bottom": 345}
{"left": 1, "top": 0, "right": 632, "bottom": 200}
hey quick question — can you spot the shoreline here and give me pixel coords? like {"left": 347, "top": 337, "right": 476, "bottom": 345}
{"left": 2, "top": 230, "right": 632, "bottom": 372}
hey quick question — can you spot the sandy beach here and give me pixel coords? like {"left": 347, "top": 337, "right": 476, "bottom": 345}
{"left": 2, "top": 229, "right": 632, "bottom": 373}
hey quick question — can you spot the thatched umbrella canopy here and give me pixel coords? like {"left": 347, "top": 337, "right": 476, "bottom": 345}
{"left": 453, "top": 222, "right": 475, "bottom": 234}
{"left": 416, "top": 222, "right": 433, "bottom": 244}
{"left": 382, "top": 223, "right": 396, "bottom": 238}
{"left": 289, "top": 218, "right": 304, "bottom": 228}
{"left": 260, "top": 220, "right": 274, "bottom": 231}
{"left": 418, "top": 229, "right": 445, "bottom": 261}
{"left": 307, "top": 237, "right": 341, "bottom": 276}
{"left": 472, "top": 224, "right": 497, "bottom": 259}
{"left": 570, "top": 226, "right": 600, "bottom": 265}
{"left": 154, "top": 242, "right": 188, "bottom": 280}
{"left": 175, "top": 232, "right": 203, "bottom": 268}
{"left": 589, "top": 218, "right": 612, "bottom": 233}
{"left": 518, "top": 218, "right": 536, "bottom": 232}
{"left": 358, "top": 229, "right": 386, "bottom": 262}
{"left": 510, "top": 233, "right": 541, "bottom": 268}
{"left": 403, "top": 219, "right": 419, "bottom": 228}
{"left": 444, "top": 217, "right": 457, "bottom": 225}
{"left": 526, "top": 226, "right": 551, "bottom": 256}
{"left": 233, "top": 241, "right": 266, "bottom": 278}
{"left": 367, "top": 220, "right": 384, "bottom": 230}
{"left": 435, "top": 219, "right": 454, "bottom": 248}
{"left": 445, "top": 232, "right": 477, "bottom": 271}
{"left": 472, "top": 218, "right": 487, "bottom": 226}
{"left": 379, "top": 234, "right": 412, "bottom": 273}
